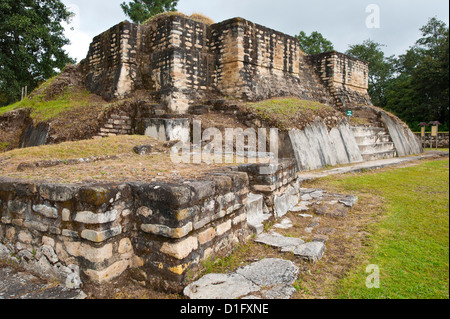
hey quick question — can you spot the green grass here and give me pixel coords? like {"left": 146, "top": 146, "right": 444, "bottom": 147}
{"left": 330, "top": 159, "right": 449, "bottom": 299}
{"left": 0, "top": 84, "right": 92, "bottom": 122}
{"left": 242, "top": 97, "right": 337, "bottom": 130}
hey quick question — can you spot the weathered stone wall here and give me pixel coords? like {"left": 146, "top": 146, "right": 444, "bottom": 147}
{"left": 0, "top": 169, "right": 251, "bottom": 292}
{"left": 79, "top": 16, "right": 367, "bottom": 113}
{"left": 288, "top": 120, "right": 364, "bottom": 171}
{"left": 238, "top": 159, "right": 300, "bottom": 219}
{"left": 309, "top": 52, "right": 372, "bottom": 109}
{"left": 80, "top": 21, "right": 140, "bottom": 100}
{"left": 211, "top": 18, "right": 334, "bottom": 105}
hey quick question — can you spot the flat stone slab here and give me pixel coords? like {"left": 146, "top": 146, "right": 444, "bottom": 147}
{"left": 255, "top": 232, "right": 304, "bottom": 250}
{"left": 183, "top": 273, "right": 260, "bottom": 300}
{"left": 235, "top": 258, "right": 299, "bottom": 287}
{"left": 184, "top": 258, "right": 300, "bottom": 300}
{"left": 292, "top": 242, "right": 326, "bottom": 262}
{"left": 273, "top": 218, "right": 293, "bottom": 229}
{"left": 291, "top": 202, "right": 311, "bottom": 212}
{"left": 0, "top": 266, "right": 86, "bottom": 299}
{"left": 339, "top": 195, "right": 359, "bottom": 207}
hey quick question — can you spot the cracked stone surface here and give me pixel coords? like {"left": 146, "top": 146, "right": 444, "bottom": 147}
{"left": 255, "top": 232, "right": 304, "bottom": 250}
{"left": 0, "top": 267, "right": 86, "bottom": 299}
{"left": 292, "top": 242, "right": 326, "bottom": 262}
{"left": 184, "top": 258, "right": 300, "bottom": 300}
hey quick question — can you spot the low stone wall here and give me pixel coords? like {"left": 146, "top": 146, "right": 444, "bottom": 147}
{"left": 0, "top": 169, "right": 251, "bottom": 292}
{"left": 238, "top": 159, "right": 300, "bottom": 219}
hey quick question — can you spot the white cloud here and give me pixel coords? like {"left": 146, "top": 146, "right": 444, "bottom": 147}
{"left": 62, "top": 3, "right": 94, "bottom": 62}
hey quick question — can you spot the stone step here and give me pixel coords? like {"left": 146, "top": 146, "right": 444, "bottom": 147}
{"left": 351, "top": 126, "right": 387, "bottom": 137}
{"left": 358, "top": 142, "right": 396, "bottom": 154}
{"left": 354, "top": 134, "right": 391, "bottom": 145}
{"left": 246, "top": 193, "right": 272, "bottom": 234}
{"left": 361, "top": 150, "right": 397, "bottom": 161}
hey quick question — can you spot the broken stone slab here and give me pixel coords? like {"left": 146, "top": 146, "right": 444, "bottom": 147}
{"left": 235, "top": 258, "right": 299, "bottom": 287}
{"left": 292, "top": 242, "right": 326, "bottom": 262}
{"left": 184, "top": 258, "right": 300, "bottom": 300}
{"left": 298, "top": 213, "right": 313, "bottom": 218}
{"left": 183, "top": 273, "right": 260, "bottom": 299}
{"left": 339, "top": 195, "right": 359, "bottom": 207}
{"left": 310, "top": 190, "right": 324, "bottom": 199}
{"left": 273, "top": 218, "right": 293, "bottom": 229}
{"left": 262, "top": 284, "right": 298, "bottom": 300}
{"left": 133, "top": 145, "right": 153, "bottom": 156}
{"left": 254, "top": 232, "right": 304, "bottom": 251}
{"left": 290, "top": 202, "right": 311, "bottom": 212}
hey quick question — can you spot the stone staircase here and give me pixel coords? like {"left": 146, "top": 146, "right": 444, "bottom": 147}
{"left": 352, "top": 126, "right": 397, "bottom": 161}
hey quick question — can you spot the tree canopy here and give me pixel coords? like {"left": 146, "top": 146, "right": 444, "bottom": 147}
{"left": 346, "top": 40, "right": 395, "bottom": 108}
{"left": 121, "top": 0, "right": 179, "bottom": 24}
{"left": 0, "top": 0, "right": 74, "bottom": 106}
{"left": 386, "top": 18, "right": 449, "bottom": 131}
{"left": 346, "top": 18, "right": 449, "bottom": 131}
{"left": 296, "top": 31, "right": 334, "bottom": 55}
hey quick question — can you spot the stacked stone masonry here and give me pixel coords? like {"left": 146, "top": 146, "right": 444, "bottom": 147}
{"left": 0, "top": 159, "right": 303, "bottom": 292}
{"left": 80, "top": 16, "right": 370, "bottom": 113}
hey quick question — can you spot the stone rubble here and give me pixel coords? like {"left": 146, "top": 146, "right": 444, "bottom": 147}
{"left": 184, "top": 187, "right": 358, "bottom": 299}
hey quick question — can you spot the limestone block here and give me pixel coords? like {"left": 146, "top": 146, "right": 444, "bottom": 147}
{"left": 32, "top": 204, "right": 58, "bottom": 219}
{"left": 73, "top": 209, "right": 118, "bottom": 224}
{"left": 80, "top": 226, "right": 122, "bottom": 243}
{"left": 140, "top": 223, "right": 192, "bottom": 239}
{"left": 160, "top": 236, "right": 198, "bottom": 260}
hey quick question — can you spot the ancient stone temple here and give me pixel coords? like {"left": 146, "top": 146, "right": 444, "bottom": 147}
{"left": 0, "top": 14, "right": 423, "bottom": 295}
{"left": 79, "top": 16, "right": 371, "bottom": 113}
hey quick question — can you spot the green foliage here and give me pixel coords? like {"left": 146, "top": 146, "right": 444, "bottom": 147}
{"left": 0, "top": 0, "right": 75, "bottom": 106}
{"left": 296, "top": 31, "right": 334, "bottom": 55}
{"left": 346, "top": 40, "right": 395, "bottom": 108}
{"left": 386, "top": 18, "right": 449, "bottom": 132}
{"left": 346, "top": 18, "right": 449, "bottom": 132}
{"left": 0, "top": 79, "right": 92, "bottom": 122}
{"left": 121, "top": 0, "right": 179, "bottom": 24}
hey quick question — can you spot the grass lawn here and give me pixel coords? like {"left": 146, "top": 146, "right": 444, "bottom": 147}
{"left": 324, "top": 159, "right": 449, "bottom": 299}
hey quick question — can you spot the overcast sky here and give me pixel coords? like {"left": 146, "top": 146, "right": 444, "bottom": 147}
{"left": 61, "top": 0, "right": 449, "bottom": 62}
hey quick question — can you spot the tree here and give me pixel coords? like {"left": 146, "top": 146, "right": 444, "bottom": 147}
{"left": 346, "top": 40, "right": 395, "bottom": 108}
{"left": 0, "top": 0, "right": 74, "bottom": 106}
{"left": 296, "top": 31, "right": 334, "bottom": 55}
{"left": 386, "top": 18, "right": 449, "bottom": 131}
{"left": 121, "top": 0, "right": 179, "bottom": 24}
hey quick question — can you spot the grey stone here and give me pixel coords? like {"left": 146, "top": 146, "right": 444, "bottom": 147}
{"left": 274, "top": 218, "right": 293, "bottom": 229}
{"left": 262, "top": 284, "right": 297, "bottom": 299}
{"left": 246, "top": 193, "right": 271, "bottom": 234}
{"left": 73, "top": 209, "right": 118, "bottom": 224}
{"left": 292, "top": 242, "right": 326, "bottom": 262}
{"left": 236, "top": 258, "right": 299, "bottom": 287}
{"left": 183, "top": 273, "right": 260, "bottom": 299}
{"left": 339, "top": 195, "right": 359, "bottom": 208}
{"left": 254, "top": 232, "right": 304, "bottom": 250}
{"left": 290, "top": 202, "right": 310, "bottom": 212}
{"left": 32, "top": 204, "right": 58, "bottom": 219}
{"left": 133, "top": 145, "right": 153, "bottom": 155}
